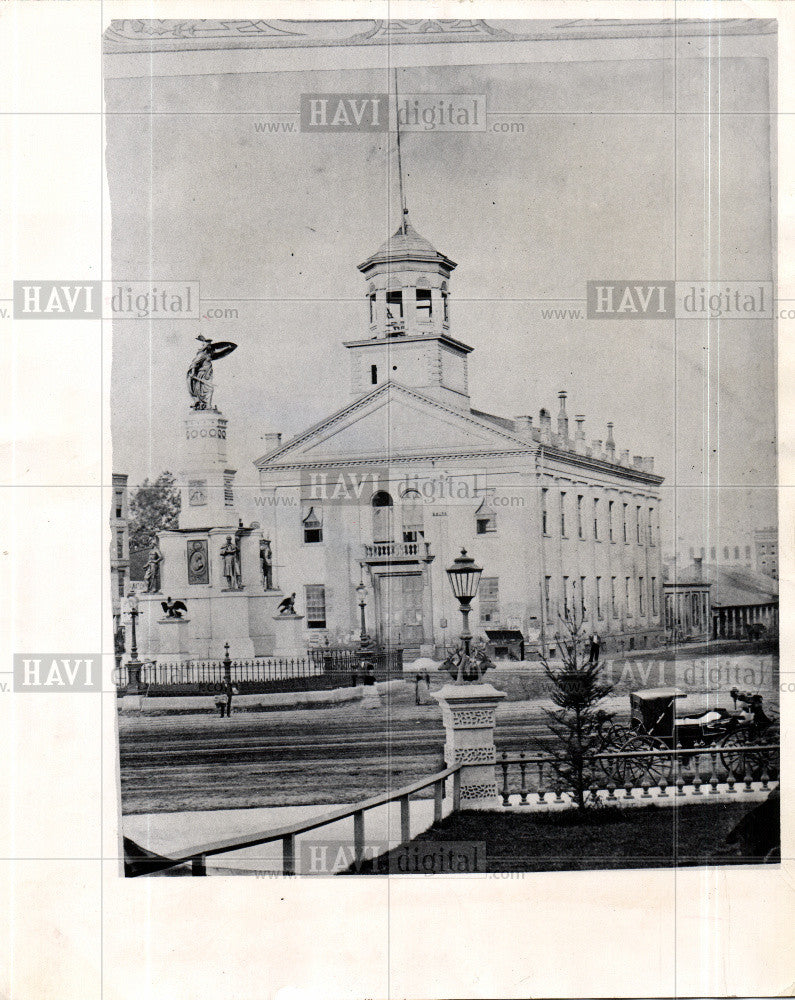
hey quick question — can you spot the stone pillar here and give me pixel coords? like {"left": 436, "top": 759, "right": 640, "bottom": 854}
{"left": 433, "top": 683, "right": 506, "bottom": 809}
{"left": 271, "top": 613, "right": 306, "bottom": 659}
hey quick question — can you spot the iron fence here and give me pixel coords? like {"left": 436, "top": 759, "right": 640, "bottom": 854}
{"left": 496, "top": 744, "right": 780, "bottom": 808}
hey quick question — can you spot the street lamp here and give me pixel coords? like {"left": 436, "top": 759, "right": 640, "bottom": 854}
{"left": 446, "top": 548, "right": 483, "bottom": 657}
{"left": 355, "top": 580, "right": 369, "bottom": 644}
{"left": 126, "top": 590, "right": 142, "bottom": 691}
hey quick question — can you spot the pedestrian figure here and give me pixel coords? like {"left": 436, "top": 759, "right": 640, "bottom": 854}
{"left": 277, "top": 593, "right": 296, "bottom": 615}
{"left": 414, "top": 672, "right": 421, "bottom": 705}
{"left": 588, "top": 632, "right": 601, "bottom": 665}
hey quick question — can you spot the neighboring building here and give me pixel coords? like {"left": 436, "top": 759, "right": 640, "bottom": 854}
{"left": 675, "top": 561, "right": 777, "bottom": 639}
{"left": 110, "top": 473, "right": 129, "bottom": 626}
{"left": 663, "top": 558, "right": 712, "bottom": 641}
{"left": 754, "top": 526, "right": 778, "bottom": 579}
{"left": 673, "top": 540, "right": 754, "bottom": 571}
{"left": 255, "top": 214, "right": 665, "bottom": 658}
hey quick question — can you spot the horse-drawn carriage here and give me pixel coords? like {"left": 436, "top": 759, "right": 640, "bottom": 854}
{"left": 597, "top": 687, "right": 778, "bottom": 783}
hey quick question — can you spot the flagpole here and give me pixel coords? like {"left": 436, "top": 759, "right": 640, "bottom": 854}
{"left": 394, "top": 67, "right": 407, "bottom": 233}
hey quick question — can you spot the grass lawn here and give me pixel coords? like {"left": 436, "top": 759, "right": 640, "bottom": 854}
{"left": 344, "top": 799, "right": 778, "bottom": 873}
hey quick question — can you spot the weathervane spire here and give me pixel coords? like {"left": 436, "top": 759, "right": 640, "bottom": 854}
{"left": 394, "top": 67, "right": 408, "bottom": 233}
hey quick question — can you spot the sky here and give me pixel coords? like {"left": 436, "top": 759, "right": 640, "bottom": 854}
{"left": 105, "top": 39, "right": 777, "bottom": 556}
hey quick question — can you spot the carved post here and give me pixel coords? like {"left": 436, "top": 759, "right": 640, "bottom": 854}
{"left": 433, "top": 683, "right": 506, "bottom": 809}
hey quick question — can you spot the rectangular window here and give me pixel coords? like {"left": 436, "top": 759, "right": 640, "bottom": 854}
{"left": 476, "top": 512, "right": 497, "bottom": 534}
{"left": 302, "top": 503, "right": 323, "bottom": 544}
{"left": 542, "top": 489, "right": 549, "bottom": 535}
{"left": 368, "top": 292, "right": 376, "bottom": 324}
{"left": 611, "top": 577, "right": 618, "bottom": 618}
{"left": 442, "top": 291, "right": 449, "bottom": 323}
{"left": 577, "top": 495, "right": 583, "bottom": 538}
{"left": 608, "top": 500, "right": 614, "bottom": 541}
{"left": 593, "top": 498, "right": 600, "bottom": 540}
{"left": 580, "top": 576, "right": 587, "bottom": 616}
{"left": 596, "top": 577, "right": 603, "bottom": 619}
{"left": 745, "top": 545, "right": 751, "bottom": 559}
{"left": 651, "top": 578, "right": 658, "bottom": 616}
{"left": 562, "top": 576, "right": 569, "bottom": 617}
{"left": 116, "top": 530, "right": 124, "bottom": 558}
{"left": 638, "top": 576, "right": 645, "bottom": 616}
{"left": 479, "top": 577, "right": 500, "bottom": 624}
{"left": 623, "top": 503, "right": 628, "bottom": 543}
{"left": 711, "top": 546, "right": 716, "bottom": 559}
{"left": 117, "top": 569, "right": 126, "bottom": 598}
{"left": 224, "top": 473, "right": 234, "bottom": 507}
{"left": 734, "top": 546, "right": 740, "bottom": 560}
{"left": 723, "top": 546, "right": 729, "bottom": 560}
{"left": 304, "top": 585, "right": 327, "bottom": 628}
{"left": 560, "top": 492, "right": 567, "bottom": 536}
{"left": 416, "top": 289, "right": 432, "bottom": 320}
{"left": 625, "top": 576, "right": 632, "bottom": 616}
{"left": 544, "top": 576, "right": 551, "bottom": 619}
{"left": 371, "top": 364, "right": 378, "bottom": 385}
{"left": 636, "top": 506, "right": 642, "bottom": 544}
{"left": 386, "top": 290, "right": 404, "bottom": 331}
{"left": 649, "top": 507, "right": 655, "bottom": 546}
{"left": 114, "top": 491, "right": 123, "bottom": 519}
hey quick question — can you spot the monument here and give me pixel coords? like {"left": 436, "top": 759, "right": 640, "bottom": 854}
{"left": 135, "top": 336, "right": 301, "bottom": 661}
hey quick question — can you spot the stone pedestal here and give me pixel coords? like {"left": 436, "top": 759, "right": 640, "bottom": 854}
{"left": 433, "top": 683, "right": 506, "bottom": 809}
{"left": 271, "top": 613, "right": 306, "bottom": 659}
{"left": 156, "top": 617, "right": 193, "bottom": 658}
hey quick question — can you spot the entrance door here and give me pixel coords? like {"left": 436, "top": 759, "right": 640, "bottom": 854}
{"left": 378, "top": 574, "right": 424, "bottom": 648}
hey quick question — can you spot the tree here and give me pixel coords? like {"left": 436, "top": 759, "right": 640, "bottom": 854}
{"left": 534, "top": 605, "right": 613, "bottom": 811}
{"left": 128, "top": 472, "right": 181, "bottom": 576}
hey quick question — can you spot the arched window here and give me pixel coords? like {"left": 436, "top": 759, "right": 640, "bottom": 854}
{"left": 401, "top": 489, "right": 424, "bottom": 544}
{"left": 371, "top": 491, "right": 394, "bottom": 543}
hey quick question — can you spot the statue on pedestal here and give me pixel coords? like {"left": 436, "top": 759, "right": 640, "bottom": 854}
{"left": 143, "top": 539, "right": 163, "bottom": 593}
{"left": 186, "top": 335, "right": 237, "bottom": 410}
{"left": 220, "top": 535, "right": 242, "bottom": 590}
{"left": 260, "top": 539, "right": 273, "bottom": 590}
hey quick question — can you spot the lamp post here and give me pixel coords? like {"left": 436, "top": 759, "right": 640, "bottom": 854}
{"left": 356, "top": 580, "right": 369, "bottom": 644}
{"left": 126, "top": 590, "right": 142, "bottom": 691}
{"left": 446, "top": 548, "right": 483, "bottom": 658}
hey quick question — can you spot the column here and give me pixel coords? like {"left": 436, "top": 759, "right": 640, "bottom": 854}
{"left": 434, "top": 683, "right": 506, "bottom": 809}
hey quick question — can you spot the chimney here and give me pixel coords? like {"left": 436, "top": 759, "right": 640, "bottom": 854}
{"left": 557, "top": 391, "right": 569, "bottom": 440}
{"left": 539, "top": 407, "right": 552, "bottom": 443}
{"left": 694, "top": 556, "right": 703, "bottom": 581}
{"left": 644, "top": 456, "right": 654, "bottom": 473}
{"left": 262, "top": 432, "right": 282, "bottom": 450}
{"left": 591, "top": 439, "right": 603, "bottom": 459}
{"left": 620, "top": 449, "right": 630, "bottom": 466}
{"left": 633, "top": 455, "right": 643, "bottom": 469}
{"left": 606, "top": 422, "right": 616, "bottom": 461}
{"left": 574, "top": 415, "right": 586, "bottom": 454}
{"left": 514, "top": 415, "right": 533, "bottom": 438}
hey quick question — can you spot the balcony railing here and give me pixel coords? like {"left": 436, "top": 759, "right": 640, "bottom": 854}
{"left": 363, "top": 540, "right": 420, "bottom": 560}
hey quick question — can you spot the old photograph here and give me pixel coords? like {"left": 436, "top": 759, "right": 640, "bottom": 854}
{"left": 104, "top": 17, "right": 780, "bottom": 877}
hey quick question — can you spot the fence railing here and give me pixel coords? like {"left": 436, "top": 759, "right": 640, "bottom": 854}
{"left": 125, "top": 764, "right": 462, "bottom": 877}
{"left": 307, "top": 646, "right": 404, "bottom": 676}
{"left": 497, "top": 744, "right": 780, "bottom": 808}
{"left": 115, "top": 657, "right": 325, "bottom": 687}
{"left": 363, "top": 541, "right": 420, "bottom": 559}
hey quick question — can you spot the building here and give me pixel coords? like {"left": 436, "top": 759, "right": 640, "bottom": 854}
{"left": 663, "top": 558, "right": 712, "bottom": 641}
{"left": 754, "top": 527, "right": 778, "bottom": 579}
{"left": 674, "top": 561, "right": 777, "bottom": 639}
{"left": 254, "top": 213, "right": 665, "bottom": 658}
{"left": 110, "top": 473, "right": 130, "bottom": 624}
{"left": 672, "top": 540, "right": 754, "bottom": 571}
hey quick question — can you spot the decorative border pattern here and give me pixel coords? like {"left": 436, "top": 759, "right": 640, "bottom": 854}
{"left": 460, "top": 782, "right": 498, "bottom": 801}
{"left": 455, "top": 746, "right": 496, "bottom": 764}
{"left": 450, "top": 708, "right": 495, "bottom": 728}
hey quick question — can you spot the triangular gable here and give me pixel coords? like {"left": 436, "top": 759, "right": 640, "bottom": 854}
{"left": 254, "top": 381, "right": 527, "bottom": 467}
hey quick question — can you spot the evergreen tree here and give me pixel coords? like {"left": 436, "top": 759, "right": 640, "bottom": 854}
{"left": 535, "top": 605, "right": 613, "bottom": 810}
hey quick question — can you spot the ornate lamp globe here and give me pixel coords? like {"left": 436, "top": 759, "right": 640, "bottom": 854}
{"left": 446, "top": 548, "right": 483, "bottom": 605}
{"left": 355, "top": 582, "right": 367, "bottom": 604}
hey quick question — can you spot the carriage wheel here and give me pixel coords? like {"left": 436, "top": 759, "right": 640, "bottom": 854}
{"left": 719, "top": 730, "right": 778, "bottom": 780}
{"left": 599, "top": 732, "right": 664, "bottom": 786}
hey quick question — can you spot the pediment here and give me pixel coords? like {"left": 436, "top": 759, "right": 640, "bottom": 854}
{"left": 255, "top": 383, "right": 525, "bottom": 466}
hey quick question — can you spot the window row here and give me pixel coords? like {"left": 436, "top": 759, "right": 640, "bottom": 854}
{"left": 543, "top": 574, "right": 658, "bottom": 621}
{"left": 542, "top": 490, "right": 656, "bottom": 546}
